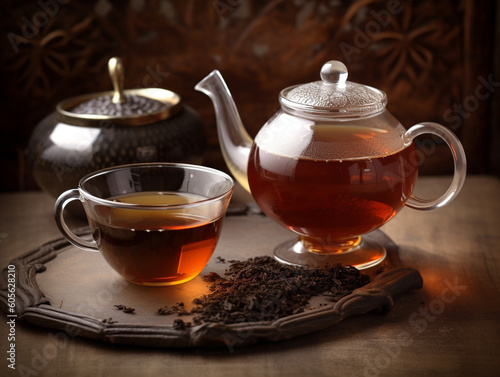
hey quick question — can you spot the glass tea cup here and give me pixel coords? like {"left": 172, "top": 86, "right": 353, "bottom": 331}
{"left": 54, "top": 163, "right": 234, "bottom": 286}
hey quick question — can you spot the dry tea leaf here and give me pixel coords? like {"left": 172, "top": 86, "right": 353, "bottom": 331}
{"left": 158, "top": 256, "right": 370, "bottom": 326}
{"left": 114, "top": 305, "right": 135, "bottom": 314}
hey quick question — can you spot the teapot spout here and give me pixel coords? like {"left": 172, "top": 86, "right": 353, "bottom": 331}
{"left": 195, "top": 71, "right": 253, "bottom": 192}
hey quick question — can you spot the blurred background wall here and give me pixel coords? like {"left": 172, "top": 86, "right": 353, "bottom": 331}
{"left": 0, "top": 0, "right": 498, "bottom": 192}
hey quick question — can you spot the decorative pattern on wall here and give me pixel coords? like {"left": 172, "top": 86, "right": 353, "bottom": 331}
{"left": 0, "top": 0, "right": 495, "bottom": 191}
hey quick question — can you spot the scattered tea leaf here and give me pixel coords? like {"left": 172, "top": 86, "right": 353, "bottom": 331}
{"left": 158, "top": 256, "right": 370, "bottom": 326}
{"left": 114, "top": 304, "right": 135, "bottom": 314}
{"left": 173, "top": 319, "right": 191, "bottom": 330}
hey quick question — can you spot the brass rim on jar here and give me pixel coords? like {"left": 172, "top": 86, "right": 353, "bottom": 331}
{"left": 56, "top": 87, "right": 183, "bottom": 127}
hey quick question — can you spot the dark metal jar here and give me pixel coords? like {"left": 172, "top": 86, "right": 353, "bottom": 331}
{"left": 28, "top": 58, "right": 206, "bottom": 201}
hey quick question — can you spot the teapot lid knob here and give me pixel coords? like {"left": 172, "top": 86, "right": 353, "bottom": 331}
{"left": 320, "top": 61, "right": 348, "bottom": 86}
{"left": 108, "top": 57, "right": 126, "bottom": 104}
{"left": 279, "top": 59, "right": 387, "bottom": 117}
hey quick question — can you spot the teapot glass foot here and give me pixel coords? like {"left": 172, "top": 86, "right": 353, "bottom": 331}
{"left": 274, "top": 230, "right": 391, "bottom": 270}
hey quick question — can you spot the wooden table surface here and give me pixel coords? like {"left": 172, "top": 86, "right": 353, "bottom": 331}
{"left": 1, "top": 175, "right": 499, "bottom": 377}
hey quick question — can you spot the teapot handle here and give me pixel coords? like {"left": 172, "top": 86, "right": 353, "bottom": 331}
{"left": 403, "top": 122, "right": 467, "bottom": 210}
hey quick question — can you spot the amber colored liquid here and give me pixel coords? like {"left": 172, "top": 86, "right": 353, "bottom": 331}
{"left": 88, "top": 192, "right": 223, "bottom": 285}
{"left": 248, "top": 126, "right": 418, "bottom": 242}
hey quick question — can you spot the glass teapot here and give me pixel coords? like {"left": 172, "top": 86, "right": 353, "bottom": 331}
{"left": 195, "top": 61, "right": 466, "bottom": 269}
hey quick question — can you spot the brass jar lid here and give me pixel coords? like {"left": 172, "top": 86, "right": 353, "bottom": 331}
{"left": 56, "top": 57, "right": 182, "bottom": 127}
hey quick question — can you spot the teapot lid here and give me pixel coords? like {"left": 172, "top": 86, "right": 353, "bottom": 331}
{"left": 280, "top": 60, "right": 387, "bottom": 118}
{"left": 56, "top": 57, "right": 182, "bottom": 127}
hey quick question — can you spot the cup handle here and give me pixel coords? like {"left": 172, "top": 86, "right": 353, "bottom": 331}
{"left": 54, "top": 189, "right": 99, "bottom": 252}
{"left": 403, "top": 122, "right": 467, "bottom": 210}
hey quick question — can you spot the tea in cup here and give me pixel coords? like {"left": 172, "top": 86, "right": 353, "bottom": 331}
{"left": 54, "top": 163, "right": 234, "bottom": 286}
